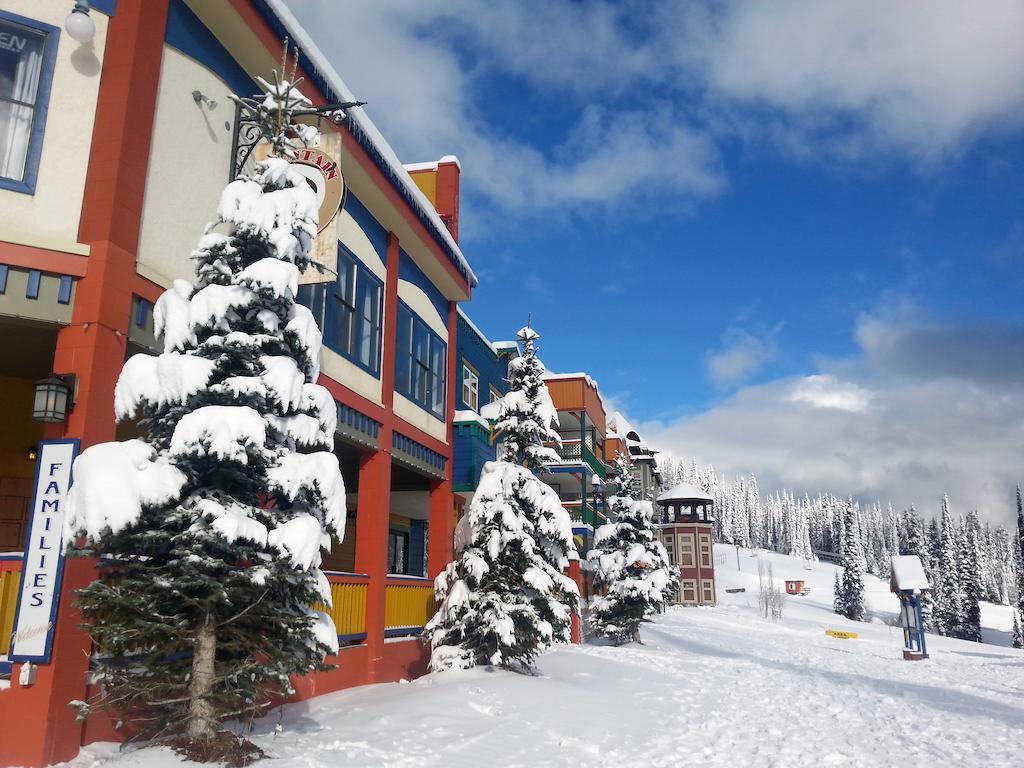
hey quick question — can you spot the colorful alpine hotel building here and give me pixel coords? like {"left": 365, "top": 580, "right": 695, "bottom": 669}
{"left": 0, "top": 1, "right": 477, "bottom": 764}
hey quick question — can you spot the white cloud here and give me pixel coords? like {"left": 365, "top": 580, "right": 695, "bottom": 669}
{"left": 705, "top": 324, "right": 781, "bottom": 387}
{"left": 690, "top": 0, "right": 1024, "bottom": 160}
{"left": 788, "top": 375, "right": 872, "bottom": 413}
{"left": 642, "top": 314, "right": 1024, "bottom": 526}
{"left": 288, "top": 0, "right": 1024, "bottom": 225}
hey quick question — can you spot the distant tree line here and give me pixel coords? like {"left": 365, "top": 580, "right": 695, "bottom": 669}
{"left": 658, "top": 456, "right": 1024, "bottom": 644}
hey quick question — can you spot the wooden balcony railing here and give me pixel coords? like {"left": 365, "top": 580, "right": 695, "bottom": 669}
{"left": 1, "top": 557, "right": 24, "bottom": 656}
{"left": 384, "top": 576, "right": 436, "bottom": 637}
{"left": 320, "top": 572, "right": 369, "bottom": 644}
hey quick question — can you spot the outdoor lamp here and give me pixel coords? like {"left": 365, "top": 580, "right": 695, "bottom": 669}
{"left": 64, "top": 2, "right": 95, "bottom": 44}
{"left": 32, "top": 374, "right": 76, "bottom": 423}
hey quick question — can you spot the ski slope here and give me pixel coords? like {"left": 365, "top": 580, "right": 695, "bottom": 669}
{"left": 65, "top": 549, "right": 1024, "bottom": 768}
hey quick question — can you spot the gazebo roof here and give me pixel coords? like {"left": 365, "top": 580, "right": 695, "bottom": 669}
{"left": 657, "top": 482, "right": 713, "bottom": 503}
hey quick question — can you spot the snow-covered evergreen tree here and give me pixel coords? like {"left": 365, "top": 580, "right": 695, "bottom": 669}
{"left": 586, "top": 454, "right": 672, "bottom": 643}
{"left": 427, "top": 325, "right": 578, "bottom": 671}
{"left": 960, "top": 511, "right": 984, "bottom": 642}
{"left": 834, "top": 500, "right": 867, "bottom": 622}
{"left": 1015, "top": 486, "right": 1024, "bottom": 646}
{"left": 936, "top": 496, "right": 965, "bottom": 637}
{"left": 64, "top": 77, "right": 344, "bottom": 751}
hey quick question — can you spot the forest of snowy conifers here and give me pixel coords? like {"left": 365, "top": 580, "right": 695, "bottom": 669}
{"left": 658, "top": 456, "right": 1021, "bottom": 641}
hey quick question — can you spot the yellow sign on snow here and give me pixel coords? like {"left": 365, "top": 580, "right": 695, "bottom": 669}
{"left": 825, "top": 629, "right": 859, "bottom": 640}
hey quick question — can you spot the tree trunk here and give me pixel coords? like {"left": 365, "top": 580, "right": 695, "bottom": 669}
{"left": 186, "top": 612, "right": 217, "bottom": 742}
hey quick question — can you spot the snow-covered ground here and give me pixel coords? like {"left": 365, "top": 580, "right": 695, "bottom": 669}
{"left": 65, "top": 548, "right": 1024, "bottom": 768}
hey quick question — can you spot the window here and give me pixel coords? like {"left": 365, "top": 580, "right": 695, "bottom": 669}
{"left": 387, "top": 528, "right": 408, "bottom": 574}
{"left": 462, "top": 362, "right": 479, "bottom": 410}
{"left": 297, "top": 246, "right": 382, "bottom": 375}
{"left": 701, "top": 579, "right": 714, "bottom": 604}
{"left": 489, "top": 386, "right": 502, "bottom": 404}
{"left": 681, "top": 580, "right": 697, "bottom": 604}
{"left": 395, "top": 301, "right": 446, "bottom": 418}
{"left": 679, "top": 533, "right": 695, "bottom": 567}
{"left": 699, "top": 534, "right": 712, "bottom": 568}
{"left": 0, "top": 12, "right": 57, "bottom": 193}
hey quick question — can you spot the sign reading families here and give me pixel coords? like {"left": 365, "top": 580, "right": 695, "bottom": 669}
{"left": 9, "top": 440, "right": 79, "bottom": 663}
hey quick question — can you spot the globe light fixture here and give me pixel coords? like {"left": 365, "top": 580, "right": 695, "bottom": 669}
{"left": 64, "top": 2, "right": 95, "bottom": 44}
{"left": 32, "top": 374, "right": 76, "bottom": 423}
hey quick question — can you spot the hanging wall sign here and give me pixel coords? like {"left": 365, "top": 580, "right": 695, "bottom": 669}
{"left": 253, "top": 131, "right": 345, "bottom": 286}
{"left": 294, "top": 131, "right": 345, "bottom": 285}
{"left": 9, "top": 439, "right": 79, "bottom": 663}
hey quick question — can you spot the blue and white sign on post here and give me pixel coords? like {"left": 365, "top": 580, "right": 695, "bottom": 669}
{"left": 9, "top": 439, "right": 79, "bottom": 663}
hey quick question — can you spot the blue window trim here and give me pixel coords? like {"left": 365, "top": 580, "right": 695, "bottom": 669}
{"left": 394, "top": 299, "right": 447, "bottom": 420}
{"left": 298, "top": 243, "right": 384, "bottom": 378}
{"left": 0, "top": 10, "right": 60, "bottom": 195}
{"left": 134, "top": 297, "right": 150, "bottom": 328}
{"left": 0, "top": 264, "right": 8, "bottom": 294}
{"left": 56, "top": 275, "right": 72, "bottom": 304}
{"left": 25, "top": 269, "right": 40, "bottom": 299}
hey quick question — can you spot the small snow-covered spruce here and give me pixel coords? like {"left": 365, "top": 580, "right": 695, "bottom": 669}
{"left": 834, "top": 499, "right": 867, "bottom": 622}
{"left": 586, "top": 454, "right": 672, "bottom": 644}
{"left": 64, "top": 77, "right": 345, "bottom": 750}
{"left": 426, "top": 325, "right": 579, "bottom": 671}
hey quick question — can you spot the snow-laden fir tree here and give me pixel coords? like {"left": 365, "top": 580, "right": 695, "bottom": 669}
{"left": 586, "top": 454, "right": 672, "bottom": 643}
{"left": 1015, "top": 486, "right": 1024, "bottom": 647}
{"left": 959, "top": 511, "right": 984, "bottom": 642}
{"left": 64, "top": 77, "right": 344, "bottom": 751}
{"left": 834, "top": 499, "right": 867, "bottom": 621}
{"left": 935, "top": 495, "right": 965, "bottom": 637}
{"left": 426, "top": 325, "right": 579, "bottom": 671}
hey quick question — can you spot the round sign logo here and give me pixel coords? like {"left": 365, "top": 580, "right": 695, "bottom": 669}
{"left": 290, "top": 147, "right": 345, "bottom": 234}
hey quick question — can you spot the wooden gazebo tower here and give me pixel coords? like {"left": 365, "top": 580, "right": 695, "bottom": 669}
{"left": 657, "top": 483, "right": 716, "bottom": 606}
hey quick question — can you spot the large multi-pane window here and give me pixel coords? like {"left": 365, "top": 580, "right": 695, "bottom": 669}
{"left": 0, "top": 13, "right": 57, "bottom": 191}
{"left": 297, "top": 246, "right": 382, "bottom": 375}
{"left": 395, "top": 302, "right": 446, "bottom": 418}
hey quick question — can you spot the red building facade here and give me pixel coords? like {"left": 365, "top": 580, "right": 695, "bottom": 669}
{"left": 0, "top": 2, "right": 474, "bottom": 765}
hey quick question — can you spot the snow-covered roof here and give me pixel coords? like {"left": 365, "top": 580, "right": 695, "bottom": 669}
{"left": 403, "top": 155, "right": 462, "bottom": 173}
{"left": 493, "top": 340, "right": 519, "bottom": 352}
{"left": 890, "top": 555, "right": 930, "bottom": 592}
{"left": 453, "top": 409, "right": 490, "bottom": 430}
{"left": 262, "top": 0, "right": 476, "bottom": 287}
{"left": 657, "top": 482, "right": 713, "bottom": 503}
{"left": 541, "top": 371, "right": 602, "bottom": 396}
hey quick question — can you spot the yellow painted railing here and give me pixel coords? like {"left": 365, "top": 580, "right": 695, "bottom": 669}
{"left": 318, "top": 574, "right": 368, "bottom": 639}
{"left": 0, "top": 560, "right": 23, "bottom": 656}
{"left": 385, "top": 578, "right": 436, "bottom": 633}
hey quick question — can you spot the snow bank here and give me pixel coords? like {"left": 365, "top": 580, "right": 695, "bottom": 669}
{"left": 65, "top": 440, "right": 187, "bottom": 540}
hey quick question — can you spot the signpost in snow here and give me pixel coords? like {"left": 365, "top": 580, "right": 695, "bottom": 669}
{"left": 890, "top": 555, "right": 930, "bottom": 660}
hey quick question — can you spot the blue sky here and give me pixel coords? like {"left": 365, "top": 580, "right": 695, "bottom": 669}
{"left": 291, "top": 0, "right": 1024, "bottom": 523}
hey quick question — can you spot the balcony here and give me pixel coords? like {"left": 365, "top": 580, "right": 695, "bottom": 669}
{"left": 452, "top": 417, "right": 495, "bottom": 493}
{"left": 319, "top": 572, "right": 438, "bottom": 645}
{"left": 547, "top": 439, "right": 607, "bottom": 480}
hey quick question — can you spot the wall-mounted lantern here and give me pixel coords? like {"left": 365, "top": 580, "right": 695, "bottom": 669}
{"left": 64, "top": 2, "right": 95, "bottom": 44}
{"left": 32, "top": 374, "right": 76, "bottom": 423}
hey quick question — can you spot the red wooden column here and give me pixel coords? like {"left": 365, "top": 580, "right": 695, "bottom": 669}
{"left": 0, "top": 3, "right": 169, "bottom": 767}
{"left": 427, "top": 300, "right": 458, "bottom": 579}
{"left": 353, "top": 233, "right": 400, "bottom": 682}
